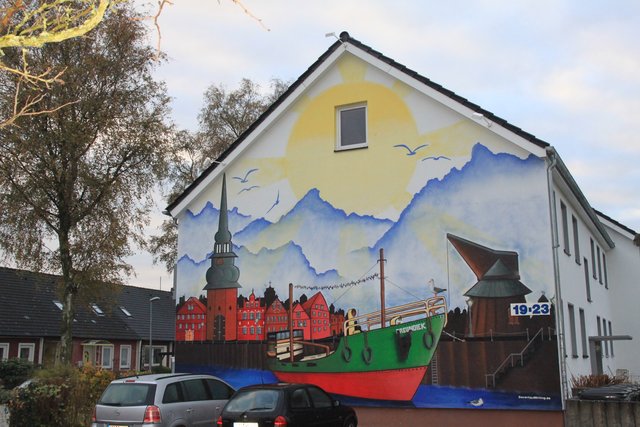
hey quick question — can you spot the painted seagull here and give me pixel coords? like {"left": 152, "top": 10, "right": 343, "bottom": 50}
{"left": 238, "top": 185, "right": 259, "bottom": 194}
{"left": 469, "top": 398, "right": 484, "bottom": 407}
{"left": 232, "top": 168, "right": 259, "bottom": 183}
{"left": 428, "top": 279, "right": 447, "bottom": 296}
{"left": 393, "top": 143, "right": 429, "bottom": 156}
{"left": 422, "top": 155, "right": 451, "bottom": 161}
{"left": 265, "top": 190, "right": 280, "bottom": 215}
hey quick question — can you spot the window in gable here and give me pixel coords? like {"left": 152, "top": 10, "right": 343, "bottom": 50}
{"left": 336, "top": 103, "right": 367, "bottom": 150}
{"left": 119, "top": 306, "right": 132, "bottom": 317}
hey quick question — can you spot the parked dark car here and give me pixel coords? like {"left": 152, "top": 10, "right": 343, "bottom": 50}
{"left": 92, "top": 373, "right": 235, "bottom": 427}
{"left": 217, "top": 383, "right": 357, "bottom": 427}
{"left": 578, "top": 383, "right": 640, "bottom": 401}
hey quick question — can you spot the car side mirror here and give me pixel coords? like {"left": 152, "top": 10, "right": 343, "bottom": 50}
{"left": 333, "top": 399, "right": 340, "bottom": 407}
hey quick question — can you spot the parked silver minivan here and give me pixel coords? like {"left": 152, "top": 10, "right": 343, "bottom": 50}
{"left": 92, "top": 373, "right": 235, "bottom": 427}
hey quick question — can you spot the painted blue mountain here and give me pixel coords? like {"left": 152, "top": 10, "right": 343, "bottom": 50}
{"left": 357, "top": 143, "right": 552, "bottom": 309}
{"left": 179, "top": 202, "right": 255, "bottom": 262}
{"left": 233, "top": 188, "right": 394, "bottom": 274}
{"left": 177, "top": 143, "right": 554, "bottom": 314}
{"left": 177, "top": 240, "right": 346, "bottom": 305}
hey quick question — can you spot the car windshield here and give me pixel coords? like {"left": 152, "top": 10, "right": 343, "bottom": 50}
{"left": 225, "top": 389, "right": 280, "bottom": 412}
{"left": 99, "top": 383, "right": 156, "bottom": 407}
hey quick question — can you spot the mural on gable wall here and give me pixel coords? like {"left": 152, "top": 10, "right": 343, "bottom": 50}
{"left": 174, "top": 53, "right": 562, "bottom": 410}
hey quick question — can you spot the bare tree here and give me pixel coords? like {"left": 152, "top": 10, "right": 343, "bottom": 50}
{"left": 0, "top": 3, "right": 171, "bottom": 364}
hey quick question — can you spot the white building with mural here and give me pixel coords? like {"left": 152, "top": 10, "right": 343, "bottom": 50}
{"left": 166, "top": 32, "right": 639, "bottom": 412}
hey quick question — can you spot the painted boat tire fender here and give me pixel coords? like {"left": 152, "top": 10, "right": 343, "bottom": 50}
{"left": 342, "top": 346, "right": 352, "bottom": 362}
{"left": 423, "top": 330, "right": 435, "bottom": 349}
{"left": 362, "top": 346, "right": 373, "bottom": 364}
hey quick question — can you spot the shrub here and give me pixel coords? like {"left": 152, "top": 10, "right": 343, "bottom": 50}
{"left": 570, "top": 373, "right": 623, "bottom": 389}
{"left": 0, "top": 359, "right": 34, "bottom": 390}
{"left": 7, "top": 365, "right": 116, "bottom": 427}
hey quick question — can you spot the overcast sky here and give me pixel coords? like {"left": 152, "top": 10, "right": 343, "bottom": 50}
{"left": 127, "top": 0, "right": 640, "bottom": 289}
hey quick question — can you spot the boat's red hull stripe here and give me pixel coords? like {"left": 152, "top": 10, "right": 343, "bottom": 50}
{"left": 274, "top": 366, "right": 428, "bottom": 401}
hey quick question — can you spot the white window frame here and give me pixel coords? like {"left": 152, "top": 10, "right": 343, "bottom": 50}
{"left": 101, "top": 345, "right": 114, "bottom": 369}
{"left": 0, "top": 343, "right": 9, "bottom": 361}
{"left": 336, "top": 103, "right": 368, "bottom": 151}
{"left": 120, "top": 345, "right": 131, "bottom": 370}
{"left": 143, "top": 345, "right": 166, "bottom": 368}
{"left": 18, "top": 343, "right": 35, "bottom": 362}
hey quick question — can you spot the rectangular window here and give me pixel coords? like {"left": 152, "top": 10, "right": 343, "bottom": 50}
{"left": 120, "top": 345, "right": 131, "bottom": 370}
{"left": 603, "top": 253, "right": 609, "bottom": 289}
{"left": 602, "top": 318, "right": 609, "bottom": 358}
{"left": 0, "top": 343, "right": 8, "bottom": 361}
{"left": 579, "top": 309, "right": 588, "bottom": 357}
{"left": 101, "top": 346, "right": 113, "bottom": 369}
{"left": 143, "top": 345, "right": 163, "bottom": 368}
{"left": 584, "top": 258, "right": 592, "bottom": 302}
{"left": 590, "top": 239, "right": 597, "bottom": 279}
{"left": 336, "top": 103, "right": 367, "bottom": 150}
{"left": 572, "top": 216, "right": 580, "bottom": 264}
{"left": 597, "top": 316, "right": 601, "bottom": 336}
{"left": 597, "top": 247, "right": 602, "bottom": 284}
{"left": 552, "top": 192, "right": 559, "bottom": 245}
{"left": 561, "top": 202, "right": 570, "bottom": 255}
{"left": 608, "top": 321, "right": 614, "bottom": 356}
{"left": 568, "top": 304, "right": 578, "bottom": 358}
{"left": 18, "top": 343, "right": 35, "bottom": 363}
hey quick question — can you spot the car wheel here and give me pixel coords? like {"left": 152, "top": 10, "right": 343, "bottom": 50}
{"left": 343, "top": 417, "right": 356, "bottom": 427}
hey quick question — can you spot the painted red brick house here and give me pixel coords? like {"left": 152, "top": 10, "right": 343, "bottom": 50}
{"left": 330, "top": 311, "right": 345, "bottom": 337}
{"left": 237, "top": 291, "right": 266, "bottom": 341}
{"left": 265, "top": 297, "right": 288, "bottom": 335}
{"left": 302, "top": 292, "right": 331, "bottom": 340}
{"left": 290, "top": 303, "right": 311, "bottom": 340}
{"left": 176, "top": 296, "right": 207, "bottom": 341}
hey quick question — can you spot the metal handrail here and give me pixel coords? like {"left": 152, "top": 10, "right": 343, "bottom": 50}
{"left": 343, "top": 296, "right": 447, "bottom": 332}
{"left": 485, "top": 328, "right": 545, "bottom": 388}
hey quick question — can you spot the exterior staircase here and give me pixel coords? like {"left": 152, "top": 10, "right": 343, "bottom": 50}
{"left": 485, "top": 328, "right": 545, "bottom": 388}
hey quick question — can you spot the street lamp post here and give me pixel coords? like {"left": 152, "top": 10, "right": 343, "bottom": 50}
{"left": 149, "top": 296, "right": 160, "bottom": 371}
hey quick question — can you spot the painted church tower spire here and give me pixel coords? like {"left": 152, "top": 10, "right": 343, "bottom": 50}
{"left": 203, "top": 173, "right": 241, "bottom": 341}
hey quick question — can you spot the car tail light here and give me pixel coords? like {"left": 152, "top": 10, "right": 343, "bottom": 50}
{"left": 217, "top": 415, "right": 223, "bottom": 426}
{"left": 143, "top": 405, "right": 161, "bottom": 423}
{"left": 274, "top": 415, "right": 287, "bottom": 427}
{"left": 91, "top": 406, "right": 96, "bottom": 422}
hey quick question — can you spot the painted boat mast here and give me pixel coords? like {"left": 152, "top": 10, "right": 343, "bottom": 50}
{"left": 379, "top": 248, "right": 386, "bottom": 328}
{"left": 288, "top": 282, "right": 294, "bottom": 362}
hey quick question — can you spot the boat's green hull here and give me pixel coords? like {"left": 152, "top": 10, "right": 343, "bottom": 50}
{"left": 269, "top": 314, "right": 446, "bottom": 374}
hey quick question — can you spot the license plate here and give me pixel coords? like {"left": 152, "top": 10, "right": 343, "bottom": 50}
{"left": 108, "top": 425, "right": 127, "bottom": 427}
{"left": 233, "top": 423, "right": 259, "bottom": 427}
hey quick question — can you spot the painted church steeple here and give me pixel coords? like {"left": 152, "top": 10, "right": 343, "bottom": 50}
{"left": 203, "top": 173, "right": 241, "bottom": 341}
{"left": 204, "top": 173, "right": 241, "bottom": 290}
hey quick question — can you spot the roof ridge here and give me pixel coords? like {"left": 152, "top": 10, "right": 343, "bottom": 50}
{"left": 166, "top": 30, "right": 549, "bottom": 214}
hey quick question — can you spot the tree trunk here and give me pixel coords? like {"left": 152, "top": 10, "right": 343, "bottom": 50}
{"left": 59, "top": 224, "right": 76, "bottom": 365}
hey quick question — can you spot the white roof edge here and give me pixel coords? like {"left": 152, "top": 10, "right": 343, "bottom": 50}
{"left": 596, "top": 214, "right": 637, "bottom": 240}
{"left": 344, "top": 45, "right": 548, "bottom": 158}
{"left": 168, "top": 45, "right": 350, "bottom": 218}
{"left": 170, "top": 40, "right": 549, "bottom": 217}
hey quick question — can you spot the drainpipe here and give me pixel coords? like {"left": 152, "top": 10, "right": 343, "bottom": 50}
{"left": 546, "top": 147, "right": 569, "bottom": 408}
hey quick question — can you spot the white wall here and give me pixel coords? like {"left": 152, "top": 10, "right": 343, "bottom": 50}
{"left": 552, "top": 184, "right": 619, "bottom": 385}
{"left": 598, "top": 217, "right": 640, "bottom": 381}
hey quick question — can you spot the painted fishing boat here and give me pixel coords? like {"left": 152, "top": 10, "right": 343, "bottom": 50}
{"left": 267, "top": 249, "right": 448, "bottom": 401}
